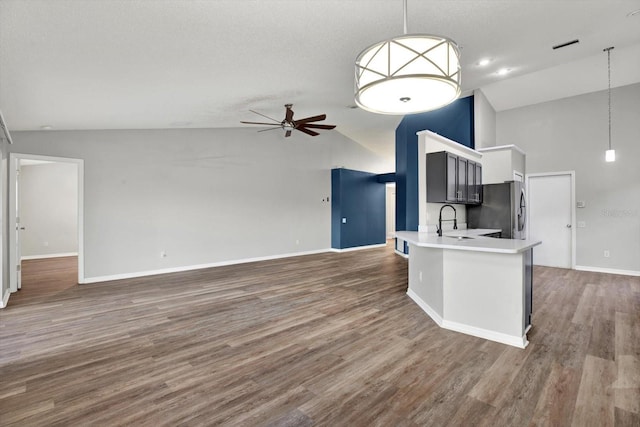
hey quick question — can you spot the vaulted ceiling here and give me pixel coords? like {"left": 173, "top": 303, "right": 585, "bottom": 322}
{"left": 1, "top": 0, "right": 639, "bottom": 159}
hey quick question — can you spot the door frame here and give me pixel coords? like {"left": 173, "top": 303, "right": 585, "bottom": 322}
{"left": 525, "top": 171, "right": 576, "bottom": 269}
{"left": 9, "top": 153, "right": 85, "bottom": 292}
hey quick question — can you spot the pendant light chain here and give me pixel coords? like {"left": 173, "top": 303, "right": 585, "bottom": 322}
{"left": 403, "top": 0, "right": 408, "bottom": 35}
{"left": 606, "top": 47, "right": 612, "bottom": 151}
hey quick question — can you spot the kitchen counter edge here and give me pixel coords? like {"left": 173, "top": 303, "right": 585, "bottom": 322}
{"left": 396, "top": 231, "right": 542, "bottom": 254}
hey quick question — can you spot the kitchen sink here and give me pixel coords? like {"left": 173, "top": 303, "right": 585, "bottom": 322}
{"left": 444, "top": 235, "right": 474, "bottom": 240}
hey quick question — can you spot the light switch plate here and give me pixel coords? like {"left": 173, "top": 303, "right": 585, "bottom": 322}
{"left": 576, "top": 201, "right": 586, "bottom": 208}
{"left": 342, "top": 217, "right": 347, "bottom": 224}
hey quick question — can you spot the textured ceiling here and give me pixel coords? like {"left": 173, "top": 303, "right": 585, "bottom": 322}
{"left": 1, "top": 0, "right": 639, "bottom": 159}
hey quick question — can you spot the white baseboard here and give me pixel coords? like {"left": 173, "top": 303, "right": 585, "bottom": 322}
{"left": 406, "top": 288, "right": 443, "bottom": 326}
{"left": 394, "top": 250, "right": 409, "bottom": 259}
{"left": 0, "top": 289, "right": 10, "bottom": 309}
{"left": 442, "top": 319, "right": 528, "bottom": 349}
{"left": 83, "top": 248, "right": 332, "bottom": 284}
{"left": 575, "top": 265, "right": 640, "bottom": 277}
{"left": 407, "top": 288, "right": 528, "bottom": 349}
{"left": 330, "top": 243, "right": 387, "bottom": 253}
{"left": 21, "top": 252, "right": 78, "bottom": 261}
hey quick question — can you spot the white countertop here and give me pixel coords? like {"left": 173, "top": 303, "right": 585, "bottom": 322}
{"left": 396, "top": 230, "right": 542, "bottom": 254}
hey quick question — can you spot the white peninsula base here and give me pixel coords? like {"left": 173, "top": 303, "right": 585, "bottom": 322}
{"left": 397, "top": 231, "right": 541, "bottom": 348}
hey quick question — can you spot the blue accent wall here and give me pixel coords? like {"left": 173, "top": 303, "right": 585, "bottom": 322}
{"left": 395, "top": 96, "right": 475, "bottom": 245}
{"left": 331, "top": 168, "right": 386, "bottom": 249}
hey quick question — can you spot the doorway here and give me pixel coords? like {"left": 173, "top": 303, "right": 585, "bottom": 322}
{"left": 386, "top": 183, "right": 396, "bottom": 240}
{"left": 9, "top": 153, "right": 84, "bottom": 294}
{"left": 526, "top": 172, "right": 575, "bottom": 269}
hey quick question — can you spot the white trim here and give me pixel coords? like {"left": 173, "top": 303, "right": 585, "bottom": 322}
{"left": 82, "top": 249, "right": 332, "bottom": 284}
{"left": 476, "top": 144, "right": 526, "bottom": 156}
{"left": 406, "top": 289, "right": 443, "bottom": 326}
{"left": 329, "top": 243, "right": 386, "bottom": 253}
{"left": 441, "top": 319, "right": 529, "bottom": 349}
{"left": 416, "top": 130, "right": 483, "bottom": 159}
{"left": 525, "top": 171, "right": 576, "bottom": 269}
{"left": 575, "top": 265, "right": 640, "bottom": 277}
{"left": 21, "top": 252, "right": 78, "bottom": 261}
{"left": 0, "top": 289, "right": 9, "bottom": 308}
{"left": 394, "top": 250, "right": 409, "bottom": 258}
{"left": 9, "top": 153, "right": 85, "bottom": 289}
{"left": 407, "top": 288, "right": 527, "bottom": 348}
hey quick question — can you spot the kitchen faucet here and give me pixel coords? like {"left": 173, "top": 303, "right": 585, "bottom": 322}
{"left": 437, "top": 204, "right": 457, "bottom": 236}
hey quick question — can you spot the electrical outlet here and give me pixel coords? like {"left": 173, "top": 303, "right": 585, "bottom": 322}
{"left": 160, "top": 251, "right": 167, "bottom": 258}
{"left": 342, "top": 217, "right": 347, "bottom": 224}
{"left": 604, "top": 250, "right": 610, "bottom": 258}
{"left": 577, "top": 221, "right": 586, "bottom": 228}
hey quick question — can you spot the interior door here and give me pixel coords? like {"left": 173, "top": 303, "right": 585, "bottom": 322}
{"left": 528, "top": 174, "right": 572, "bottom": 268}
{"left": 385, "top": 184, "right": 396, "bottom": 239}
{"left": 10, "top": 159, "right": 23, "bottom": 291}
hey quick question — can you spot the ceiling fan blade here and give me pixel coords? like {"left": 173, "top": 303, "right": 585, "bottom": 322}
{"left": 296, "top": 114, "right": 327, "bottom": 125}
{"left": 257, "top": 127, "right": 283, "bottom": 133}
{"left": 296, "top": 127, "right": 319, "bottom": 137}
{"left": 285, "top": 104, "right": 294, "bottom": 122}
{"left": 285, "top": 130, "right": 292, "bottom": 137}
{"left": 240, "top": 121, "right": 281, "bottom": 126}
{"left": 249, "top": 110, "right": 281, "bottom": 123}
{"left": 300, "top": 123, "right": 336, "bottom": 130}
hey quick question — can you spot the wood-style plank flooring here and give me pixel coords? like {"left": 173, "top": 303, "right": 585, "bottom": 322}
{"left": 1, "top": 245, "right": 639, "bottom": 426}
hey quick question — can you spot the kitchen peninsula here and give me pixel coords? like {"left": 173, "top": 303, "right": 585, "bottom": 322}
{"left": 397, "top": 230, "right": 541, "bottom": 348}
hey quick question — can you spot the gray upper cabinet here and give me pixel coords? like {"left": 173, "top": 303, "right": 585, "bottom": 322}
{"left": 446, "top": 153, "right": 457, "bottom": 202}
{"left": 427, "top": 151, "right": 482, "bottom": 205}
{"left": 467, "top": 161, "right": 483, "bottom": 204}
{"left": 457, "top": 157, "right": 468, "bottom": 202}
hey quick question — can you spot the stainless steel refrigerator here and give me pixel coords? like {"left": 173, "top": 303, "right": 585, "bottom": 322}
{"left": 466, "top": 181, "right": 526, "bottom": 239}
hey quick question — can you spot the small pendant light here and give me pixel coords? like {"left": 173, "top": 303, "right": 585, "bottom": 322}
{"left": 604, "top": 47, "right": 615, "bottom": 162}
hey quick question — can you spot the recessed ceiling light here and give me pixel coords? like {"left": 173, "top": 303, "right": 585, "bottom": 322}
{"left": 478, "top": 58, "right": 491, "bottom": 67}
{"left": 40, "top": 125, "right": 53, "bottom": 130}
{"left": 628, "top": 8, "right": 640, "bottom": 17}
{"left": 497, "top": 68, "right": 511, "bottom": 76}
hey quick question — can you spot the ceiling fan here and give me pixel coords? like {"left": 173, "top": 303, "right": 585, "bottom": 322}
{"left": 241, "top": 104, "right": 336, "bottom": 137}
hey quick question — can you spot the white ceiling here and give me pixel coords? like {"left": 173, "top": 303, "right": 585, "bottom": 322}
{"left": 1, "top": 0, "right": 639, "bottom": 159}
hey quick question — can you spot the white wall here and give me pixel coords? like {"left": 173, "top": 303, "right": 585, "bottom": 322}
{"left": 497, "top": 82, "right": 640, "bottom": 273}
{"left": 20, "top": 162, "right": 78, "bottom": 258}
{"left": 10, "top": 128, "right": 391, "bottom": 281}
{"left": 473, "top": 89, "right": 497, "bottom": 149}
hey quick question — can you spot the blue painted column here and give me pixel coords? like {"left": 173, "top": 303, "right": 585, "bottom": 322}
{"left": 395, "top": 95, "right": 475, "bottom": 253}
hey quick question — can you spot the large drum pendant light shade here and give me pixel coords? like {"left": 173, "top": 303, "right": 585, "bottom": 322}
{"left": 355, "top": 35, "right": 461, "bottom": 114}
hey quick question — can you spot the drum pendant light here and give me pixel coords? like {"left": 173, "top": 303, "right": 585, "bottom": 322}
{"left": 604, "top": 47, "right": 615, "bottom": 162}
{"left": 354, "top": 0, "right": 461, "bottom": 115}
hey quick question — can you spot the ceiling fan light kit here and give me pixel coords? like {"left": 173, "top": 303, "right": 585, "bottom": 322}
{"left": 354, "top": 0, "right": 461, "bottom": 115}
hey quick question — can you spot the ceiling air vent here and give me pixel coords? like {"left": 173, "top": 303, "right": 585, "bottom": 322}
{"left": 552, "top": 39, "right": 580, "bottom": 50}
{"left": 0, "top": 110, "right": 13, "bottom": 144}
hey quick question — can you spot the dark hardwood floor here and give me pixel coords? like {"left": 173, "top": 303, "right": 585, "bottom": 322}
{"left": 0, "top": 245, "right": 638, "bottom": 426}
{"left": 7, "top": 256, "right": 79, "bottom": 305}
